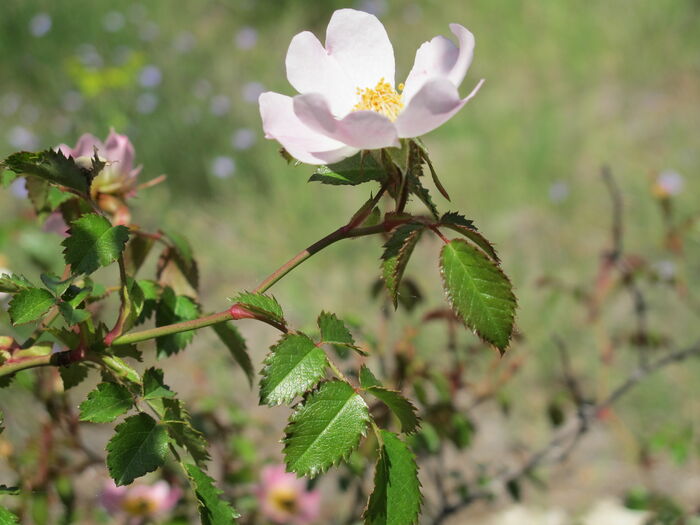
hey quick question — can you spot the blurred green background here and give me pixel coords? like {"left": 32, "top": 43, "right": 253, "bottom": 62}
{"left": 1, "top": 0, "right": 699, "bottom": 519}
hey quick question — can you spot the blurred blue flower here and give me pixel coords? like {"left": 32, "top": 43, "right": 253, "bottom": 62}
{"left": 548, "top": 181, "right": 570, "bottom": 203}
{"left": 29, "top": 13, "right": 52, "bottom": 38}
{"left": 355, "top": 0, "right": 387, "bottom": 16}
{"left": 139, "top": 65, "right": 162, "bottom": 88}
{"left": 103, "top": 11, "right": 126, "bottom": 33}
{"left": 232, "top": 128, "right": 256, "bottom": 150}
{"left": 210, "top": 156, "right": 236, "bottom": 178}
{"left": 210, "top": 95, "right": 231, "bottom": 116}
{"left": 7, "top": 126, "right": 38, "bottom": 150}
{"left": 242, "top": 82, "right": 264, "bottom": 104}
{"left": 235, "top": 27, "right": 258, "bottom": 50}
{"left": 76, "top": 44, "right": 103, "bottom": 68}
{"left": 136, "top": 93, "right": 159, "bottom": 114}
{"left": 10, "top": 178, "right": 28, "bottom": 199}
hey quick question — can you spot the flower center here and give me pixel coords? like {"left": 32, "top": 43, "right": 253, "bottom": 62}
{"left": 354, "top": 78, "right": 404, "bottom": 121}
{"left": 121, "top": 495, "right": 159, "bottom": 517}
{"left": 270, "top": 487, "right": 299, "bottom": 515}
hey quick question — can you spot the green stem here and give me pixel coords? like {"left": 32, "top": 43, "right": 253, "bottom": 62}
{"left": 110, "top": 310, "right": 234, "bottom": 346}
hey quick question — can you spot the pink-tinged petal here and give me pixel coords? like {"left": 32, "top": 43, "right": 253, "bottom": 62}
{"left": 286, "top": 31, "right": 355, "bottom": 116}
{"left": 293, "top": 93, "right": 399, "bottom": 150}
{"left": 104, "top": 129, "right": 135, "bottom": 175}
{"left": 395, "top": 77, "right": 484, "bottom": 138}
{"left": 325, "top": 9, "right": 395, "bottom": 91}
{"left": 55, "top": 144, "right": 72, "bottom": 156}
{"left": 259, "top": 92, "right": 358, "bottom": 165}
{"left": 297, "top": 490, "right": 321, "bottom": 523}
{"left": 402, "top": 24, "right": 475, "bottom": 104}
{"left": 100, "top": 480, "right": 127, "bottom": 513}
{"left": 71, "top": 133, "right": 103, "bottom": 158}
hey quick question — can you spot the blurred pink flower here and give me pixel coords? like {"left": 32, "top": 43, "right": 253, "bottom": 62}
{"left": 259, "top": 8, "right": 483, "bottom": 165}
{"left": 42, "top": 211, "right": 69, "bottom": 237}
{"left": 57, "top": 129, "right": 141, "bottom": 197}
{"left": 255, "top": 464, "right": 321, "bottom": 524}
{"left": 100, "top": 479, "right": 181, "bottom": 524}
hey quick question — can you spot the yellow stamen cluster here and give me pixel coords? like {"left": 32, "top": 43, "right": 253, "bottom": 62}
{"left": 270, "top": 488, "right": 299, "bottom": 514}
{"left": 122, "top": 496, "right": 159, "bottom": 517}
{"left": 353, "top": 78, "right": 404, "bottom": 121}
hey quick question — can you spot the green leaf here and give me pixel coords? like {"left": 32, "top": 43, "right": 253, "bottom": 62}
{"left": 106, "top": 413, "right": 170, "bottom": 486}
{"left": 0, "top": 506, "right": 19, "bottom": 525}
{"left": 59, "top": 363, "right": 89, "bottom": 389}
{"left": 283, "top": 380, "right": 369, "bottom": 477}
{"left": 162, "top": 398, "right": 210, "bottom": 467}
{"left": 57, "top": 301, "right": 90, "bottom": 325}
{"left": 1, "top": 149, "right": 91, "bottom": 194}
{"left": 135, "top": 280, "right": 160, "bottom": 324}
{"left": 155, "top": 287, "right": 200, "bottom": 357}
{"left": 381, "top": 224, "right": 424, "bottom": 309}
{"left": 440, "top": 239, "right": 516, "bottom": 351}
{"left": 407, "top": 172, "right": 439, "bottom": 219}
{"left": 61, "top": 214, "right": 129, "bottom": 275}
{"left": 0, "top": 273, "right": 32, "bottom": 294}
{"left": 212, "top": 322, "right": 254, "bottom": 387}
{"left": 318, "top": 311, "right": 354, "bottom": 346}
{"left": 233, "top": 291, "right": 285, "bottom": 327}
{"left": 123, "top": 235, "right": 154, "bottom": 276}
{"left": 309, "top": 152, "right": 386, "bottom": 186}
{"left": 441, "top": 212, "right": 500, "bottom": 263}
{"left": 157, "top": 229, "right": 199, "bottom": 296}
{"left": 79, "top": 382, "right": 134, "bottom": 423}
{"left": 185, "top": 463, "right": 239, "bottom": 525}
{"left": 8, "top": 288, "right": 55, "bottom": 325}
{"left": 364, "top": 430, "right": 421, "bottom": 525}
{"left": 260, "top": 333, "right": 328, "bottom": 406}
{"left": 359, "top": 365, "right": 382, "bottom": 389}
{"left": 25, "top": 176, "right": 73, "bottom": 216}
{"left": 40, "top": 272, "right": 73, "bottom": 297}
{"left": 142, "top": 367, "right": 176, "bottom": 401}
{"left": 365, "top": 387, "right": 420, "bottom": 434}
{"left": 0, "top": 486, "right": 19, "bottom": 496}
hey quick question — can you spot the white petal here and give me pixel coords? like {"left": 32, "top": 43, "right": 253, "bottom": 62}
{"left": 395, "top": 78, "right": 484, "bottom": 138}
{"left": 285, "top": 31, "right": 356, "bottom": 115}
{"left": 259, "top": 92, "right": 357, "bottom": 165}
{"left": 402, "top": 23, "right": 475, "bottom": 104}
{"left": 325, "top": 8, "right": 395, "bottom": 90}
{"left": 293, "top": 93, "right": 399, "bottom": 150}
{"left": 71, "top": 133, "right": 103, "bottom": 158}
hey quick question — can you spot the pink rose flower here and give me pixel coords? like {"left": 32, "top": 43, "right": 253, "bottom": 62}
{"left": 57, "top": 129, "right": 141, "bottom": 197}
{"left": 100, "top": 479, "right": 181, "bottom": 524}
{"left": 259, "top": 8, "right": 483, "bottom": 165}
{"left": 255, "top": 464, "right": 321, "bottom": 524}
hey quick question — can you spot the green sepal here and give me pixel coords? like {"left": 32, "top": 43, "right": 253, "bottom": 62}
{"left": 309, "top": 152, "right": 386, "bottom": 186}
{"left": 232, "top": 291, "right": 285, "bottom": 327}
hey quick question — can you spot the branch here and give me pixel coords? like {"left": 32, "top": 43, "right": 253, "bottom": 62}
{"left": 431, "top": 341, "right": 700, "bottom": 524}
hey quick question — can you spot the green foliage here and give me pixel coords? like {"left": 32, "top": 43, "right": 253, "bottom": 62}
{"left": 441, "top": 212, "right": 500, "bottom": 263}
{"left": 25, "top": 177, "right": 73, "bottom": 217}
{"left": 406, "top": 172, "right": 439, "bottom": 219}
{"left": 259, "top": 333, "right": 328, "bottom": 406}
{"left": 79, "top": 382, "right": 134, "bottom": 423}
{"left": 317, "top": 311, "right": 365, "bottom": 355}
{"left": 185, "top": 463, "right": 239, "bottom": 525}
{"left": 162, "top": 398, "right": 211, "bottom": 467}
{"left": 381, "top": 224, "right": 424, "bottom": 309}
{"left": 106, "top": 413, "right": 170, "bottom": 485}
{"left": 309, "top": 153, "right": 386, "bottom": 186}
{"left": 233, "top": 291, "right": 285, "bottom": 327}
{"left": 1, "top": 149, "right": 91, "bottom": 194}
{"left": 7, "top": 287, "right": 55, "bottom": 325}
{"left": 0, "top": 506, "right": 19, "bottom": 525}
{"left": 359, "top": 365, "right": 382, "bottom": 389}
{"left": 142, "top": 367, "right": 176, "bottom": 401}
{"left": 364, "top": 430, "right": 421, "bottom": 525}
{"left": 364, "top": 387, "right": 419, "bottom": 434}
{"left": 0, "top": 274, "right": 32, "bottom": 294}
{"left": 155, "top": 287, "right": 200, "bottom": 357}
{"left": 212, "top": 322, "right": 254, "bottom": 386}
{"left": 59, "top": 363, "right": 90, "bottom": 390}
{"left": 283, "top": 380, "right": 369, "bottom": 477}
{"left": 61, "top": 214, "right": 130, "bottom": 275}
{"left": 440, "top": 239, "right": 516, "bottom": 351}
{"left": 157, "top": 229, "right": 199, "bottom": 297}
